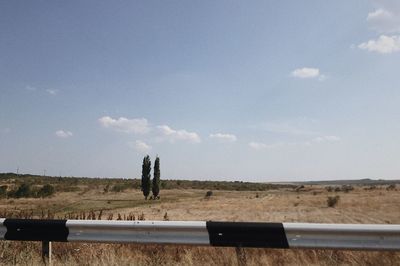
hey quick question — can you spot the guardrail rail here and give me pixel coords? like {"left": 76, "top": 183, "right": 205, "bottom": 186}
{"left": 1, "top": 218, "right": 400, "bottom": 264}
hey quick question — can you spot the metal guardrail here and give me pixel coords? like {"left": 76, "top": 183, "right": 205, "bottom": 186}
{"left": 1, "top": 218, "right": 400, "bottom": 250}
{"left": 1, "top": 218, "right": 400, "bottom": 264}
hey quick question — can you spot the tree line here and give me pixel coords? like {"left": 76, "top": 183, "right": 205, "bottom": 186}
{"left": 141, "top": 155, "right": 161, "bottom": 200}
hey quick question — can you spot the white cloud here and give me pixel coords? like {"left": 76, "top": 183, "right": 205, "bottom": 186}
{"left": 368, "top": 8, "right": 392, "bottom": 21}
{"left": 248, "top": 141, "right": 285, "bottom": 150}
{"left": 291, "top": 67, "right": 321, "bottom": 79}
{"left": 46, "top": 89, "right": 59, "bottom": 95}
{"left": 157, "top": 125, "right": 201, "bottom": 143}
{"left": 312, "top": 135, "right": 341, "bottom": 143}
{"left": 248, "top": 142, "right": 268, "bottom": 150}
{"left": 358, "top": 35, "right": 400, "bottom": 53}
{"left": 98, "top": 116, "right": 150, "bottom": 134}
{"left": 130, "top": 140, "right": 152, "bottom": 153}
{"left": 209, "top": 133, "right": 237, "bottom": 142}
{"left": 367, "top": 8, "right": 400, "bottom": 33}
{"left": 55, "top": 130, "right": 73, "bottom": 138}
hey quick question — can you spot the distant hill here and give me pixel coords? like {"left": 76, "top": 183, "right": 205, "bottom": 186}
{"left": 294, "top": 178, "right": 400, "bottom": 186}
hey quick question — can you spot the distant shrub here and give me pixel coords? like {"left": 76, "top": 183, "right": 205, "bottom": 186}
{"left": 0, "top": 185, "right": 7, "bottom": 198}
{"left": 386, "top": 184, "right": 396, "bottom": 191}
{"left": 8, "top": 183, "right": 32, "bottom": 198}
{"left": 327, "top": 195, "right": 340, "bottom": 207}
{"left": 55, "top": 184, "right": 80, "bottom": 192}
{"left": 37, "top": 184, "right": 55, "bottom": 198}
{"left": 341, "top": 185, "right": 354, "bottom": 193}
{"left": 325, "top": 186, "right": 333, "bottom": 192}
{"left": 103, "top": 184, "right": 110, "bottom": 193}
{"left": 205, "top": 191, "right": 213, "bottom": 198}
{"left": 111, "top": 183, "right": 128, "bottom": 192}
{"left": 364, "top": 185, "right": 376, "bottom": 191}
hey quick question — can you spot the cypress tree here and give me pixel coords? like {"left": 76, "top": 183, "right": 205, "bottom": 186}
{"left": 152, "top": 156, "right": 160, "bottom": 199}
{"left": 141, "top": 155, "right": 151, "bottom": 200}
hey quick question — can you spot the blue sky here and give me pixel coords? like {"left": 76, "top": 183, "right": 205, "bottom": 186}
{"left": 1, "top": 1, "right": 400, "bottom": 181}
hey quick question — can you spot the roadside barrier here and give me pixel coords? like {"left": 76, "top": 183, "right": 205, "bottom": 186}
{"left": 1, "top": 218, "right": 400, "bottom": 264}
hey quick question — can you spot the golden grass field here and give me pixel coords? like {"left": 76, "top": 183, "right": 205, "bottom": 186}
{"left": 1, "top": 185, "right": 400, "bottom": 265}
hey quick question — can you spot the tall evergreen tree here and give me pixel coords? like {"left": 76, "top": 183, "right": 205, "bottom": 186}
{"left": 141, "top": 155, "right": 151, "bottom": 200}
{"left": 152, "top": 156, "right": 160, "bottom": 199}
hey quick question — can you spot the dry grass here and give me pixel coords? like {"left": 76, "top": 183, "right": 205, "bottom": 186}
{"left": 1, "top": 185, "right": 400, "bottom": 265}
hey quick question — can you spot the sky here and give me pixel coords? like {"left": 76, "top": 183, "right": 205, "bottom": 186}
{"left": 1, "top": 1, "right": 400, "bottom": 181}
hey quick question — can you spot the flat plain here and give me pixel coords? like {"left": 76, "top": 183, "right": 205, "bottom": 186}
{"left": 0, "top": 178, "right": 400, "bottom": 265}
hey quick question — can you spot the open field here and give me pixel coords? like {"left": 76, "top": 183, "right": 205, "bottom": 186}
{"left": 1, "top": 176, "right": 400, "bottom": 265}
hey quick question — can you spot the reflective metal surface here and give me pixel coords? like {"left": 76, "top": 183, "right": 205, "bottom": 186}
{"left": 284, "top": 223, "right": 400, "bottom": 250}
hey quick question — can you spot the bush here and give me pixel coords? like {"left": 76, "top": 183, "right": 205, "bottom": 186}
{"left": 37, "top": 184, "right": 55, "bottom": 198}
{"left": 205, "top": 191, "right": 213, "bottom": 198}
{"left": 8, "top": 183, "right": 32, "bottom": 198}
{"left": 0, "top": 185, "right": 7, "bottom": 198}
{"left": 386, "top": 184, "right": 396, "bottom": 191}
{"left": 341, "top": 185, "right": 354, "bottom": 193}
{"left": 111, "top": 183, "right": 128, "bottom": 192}
{"left": 327, "top": 195, "right": 340, "bottom": 207}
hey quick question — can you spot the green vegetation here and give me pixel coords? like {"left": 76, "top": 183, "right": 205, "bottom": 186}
{"left": 141, "top": 155, "right": 151, "bottom": 200}
{"left": 152, "top": 156, "right": 160, "bottom": 199}
{"left": 0, "top": 173, "right": 296, "bottom": 193}
{"left": 37, "top": 184, "right": 55, "bottom": 198}
{"left": 4, "top": 183, "right": 55, "bottom": 198}
{"left": 8, "top": 183, "right": 32, "bottom": 198}
{"left": 0, "top": 185, "right": 7, "bottom": 198}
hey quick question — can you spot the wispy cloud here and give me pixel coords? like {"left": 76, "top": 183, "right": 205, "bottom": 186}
{"left": 209, "top": 133, "right": 237, "bottom": 143}
{"left": 98, "top": 116, "right": 150, "bottom": 134}
{"left": 157, "top": 125, "right": 201, "bottom": 143}
{"left": 358, "top": 35, "right": 400, "bottom": 54}
{"left": 248, "top": 141, "right": 284, "bottom": 150}
{"left": 55, "top": 130, "right": 73, "bottom": 138}
{"left": 253, "top": 121, "right": 319, "bottom": 136}
{"left": 291, "top": 67, "right": 325, "bottom": 80}
{"left": 312, "top": 135, "right": 341, "bottom": 143}
{"left": 129, "top": 140, "right": 152, "bottom": 153}
{"left": 249, "top": 135, "right": 340, "bottom": 151}
{"left": 367, "top": 8, "right": 400, "bottom": 33}
{"left": 46, "top": 89, "right": 59, "bottom": 95}
{"left": 98, "top": 116, "right": 201, "bottom": 144}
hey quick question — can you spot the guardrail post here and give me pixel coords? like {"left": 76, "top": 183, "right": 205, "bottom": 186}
{"left": 42, "top": 241, "right": 52, "bottom": 265}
